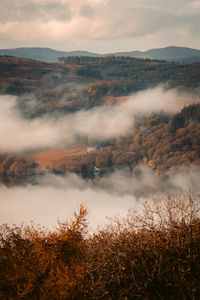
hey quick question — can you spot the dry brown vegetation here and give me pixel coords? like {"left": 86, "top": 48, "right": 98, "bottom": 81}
{"left": 29, "top": 148, "right": 88, "bottom": 170}
{"left": 0, "top": 56, "right": 72, "bottom": 92}
{"left": 1, "top": 192, "right": 200, "bottom": 299}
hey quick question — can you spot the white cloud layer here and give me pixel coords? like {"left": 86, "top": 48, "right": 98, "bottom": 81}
{"left": 0, "top": 87, "right": 196, "bottom": 152}
{"left": 0, "top": 166, "right": 199, "bottom": 230}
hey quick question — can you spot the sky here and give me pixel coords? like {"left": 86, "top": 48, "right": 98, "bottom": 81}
{"left": 0, "top": 0, "right": 200, "bottom": 53}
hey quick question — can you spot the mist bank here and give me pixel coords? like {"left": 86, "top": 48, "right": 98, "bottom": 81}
{"left": 1, "top": 165, "right": 199, "bottom": 229}
{"left": 0, "top": 87, "right": 198, "bottom": 152}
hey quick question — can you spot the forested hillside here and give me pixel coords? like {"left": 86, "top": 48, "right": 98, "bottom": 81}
{"left": 27, "top": 104, "right": 200, "bottom": 179}
{"left": 0, "top": 55, "right": 200, "bottom": 184}
{"left": 62, "top": 55, "right": 200, "bottom": 96}
{"left": 0, "top": 103, "right": 199, "bottom": 185}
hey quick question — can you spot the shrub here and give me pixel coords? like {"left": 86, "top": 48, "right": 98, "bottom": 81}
{"left": 0, "top": 193, "right": 200, "bottom": 299}
{"left": 82, "top": 192, "right": 200, "bottom": 299}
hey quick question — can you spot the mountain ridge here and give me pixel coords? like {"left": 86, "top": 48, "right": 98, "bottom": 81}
{"left": 0, "top": 46, "right": 200, "bottom": 63}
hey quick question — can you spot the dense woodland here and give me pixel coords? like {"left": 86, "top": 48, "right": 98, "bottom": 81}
{"left": 1, "top": 55, "right": 200, "bottom": 118}
{"left": 61, "top": 55, "right": 200, "bottom": 96}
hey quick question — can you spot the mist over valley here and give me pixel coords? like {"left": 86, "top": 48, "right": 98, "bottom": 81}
{"left": 0, "top": 54, "right": 200, "bottom": 229}
{"left": 1, "top": 0, "right": 200, "bottom": 296}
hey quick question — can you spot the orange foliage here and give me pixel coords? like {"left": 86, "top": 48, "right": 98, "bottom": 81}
{"left": 1, "top": 194, "right": 200, "bottom": 299}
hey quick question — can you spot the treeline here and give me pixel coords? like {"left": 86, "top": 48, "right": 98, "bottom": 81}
{"left": 86, "top": 66, "right": 200, "bottom": 97}
{"left": 88, "top": 77, "right": 159, "bottom": 97}
{"left": 58, "top": 55, "right": 137, "bottom": 65}
{"left": 59, "top": 55, "right": 200, "bottom": 96}
{"left": 1, "top": 193, "right": 200, "bottom": 299}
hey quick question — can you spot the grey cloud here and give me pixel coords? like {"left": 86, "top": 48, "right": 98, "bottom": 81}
{"left": 186, "top": 15, "right": 200, "bottom": 35}
{"left": 0, "top": 0, "right": 200, "bottom": 51}
{"left": 102, "top": 0, "right": 197, "bottom": 39}
{"left": 89, "top": 0, "right": 200, "bottom": 48}
{"left": 79, "top": 4, "right": 94, "bottom": 18}
{"left": 0, "top": 0, "right": 71, "bottom": 23}
{"left": 42, "top": 1, "right": 71, "bottom": 22}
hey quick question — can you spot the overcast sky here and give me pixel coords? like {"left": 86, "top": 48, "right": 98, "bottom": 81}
{"left": 0, "top": 0, "right": 200, "bottom": 52}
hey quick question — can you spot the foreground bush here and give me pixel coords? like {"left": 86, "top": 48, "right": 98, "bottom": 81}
{"left": 83, "top": 192, "right": 200, "bottom": 299}
{"left": 0, "top": 193, "right": 200, "bottom": 299}
{"left": 0, "top": 205, "right": 88, "bottom": 300}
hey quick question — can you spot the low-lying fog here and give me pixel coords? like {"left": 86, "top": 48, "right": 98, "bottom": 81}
{"left": 0, "top": 86, "right": 199, "bottom": 229}
{"left": 0, "top": 86, "right": 197, "bottom": 152}
{"left": 0, "top": 167, "right": 199, "bottom": 230}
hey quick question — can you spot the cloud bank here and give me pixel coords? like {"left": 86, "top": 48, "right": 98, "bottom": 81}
{"left": 0, "top": 95, "right": 61, "bottom": 152}
{"left": 0, "top": 87, "right": 197, "bottom": 152}
{"left": 0, "top": 166, "right": 199, "bottom": 230}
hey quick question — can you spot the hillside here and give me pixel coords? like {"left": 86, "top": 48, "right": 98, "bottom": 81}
{"left": 0, "top": 56, "right": 71, "bottom": 93}
{"left": 139, "top": 46, "right": 200, "bottom": 61}
{"left": 0, "top": 56, "right": 94, "bottom": 117}
{"left": 0, "top": 47, "right": 102, "bottom": 62}
{"left": 20, "top": 104, "right": 199, "bottom": 182}
{"left": 1, "top": 103, "right": 200, "bottom": 185}
{"left": 0, "top": 55, "right": 200, "bottom": 121}
{"left": 0, "top": 55, "right": 200, "bottom": 185}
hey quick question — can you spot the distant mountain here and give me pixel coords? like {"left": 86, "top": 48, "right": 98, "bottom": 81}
{"left": 144, "top": 46, "right": 200, "bottom": 61}
{"left": 112, "top": 46, "right": 200, "bottom": 61}
{"left": 0, "top": 47, "right": 102, "bottom": 62}
{"left": 0, "top": 46, "right": 200, "bottom": 62}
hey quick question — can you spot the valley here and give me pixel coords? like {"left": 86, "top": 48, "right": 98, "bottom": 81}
{"left": 0, "top": 55, "right": 200, "bottom": 186}
{"left": 1, "top": 0, "right": 200, "bottom": 297}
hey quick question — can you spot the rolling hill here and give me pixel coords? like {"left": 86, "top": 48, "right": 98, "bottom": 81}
{"left": 0, "top": 46, "right": 200, "bottom": 62}
{"left": 0, "top": 47, "right": 102, "bottom": 62}
{"left": 112, "top": 46, "right": 200, "bottom": 61}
